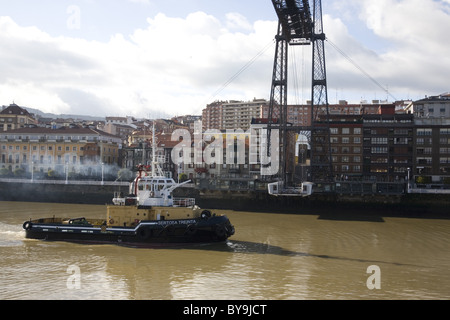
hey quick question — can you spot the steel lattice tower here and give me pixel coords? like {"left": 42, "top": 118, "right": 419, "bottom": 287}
{"left": 268, "top": 0, "right": 333, "bottom": 186}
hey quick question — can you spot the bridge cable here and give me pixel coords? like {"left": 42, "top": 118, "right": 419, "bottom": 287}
{"left": 325, "top": 38, "right": 398, "bottom": 101}
{"left": 208, "top": 39, "right": 276, "bottom": 101}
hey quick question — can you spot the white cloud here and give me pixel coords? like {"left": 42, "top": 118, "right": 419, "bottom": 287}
{"left": 322, "top": 0, "right": 450, "bottom": 102}
{"left": 0, "top": 79, "right": 71, "bottom": 114}
{"left": 0, "top": 13, "right": 276, "bottom": 117}
{"left": 225, "top": 12, "right": 253, "bottom": 31}
{"left": 0, "top": 1, "right": 449, "bottom": 118}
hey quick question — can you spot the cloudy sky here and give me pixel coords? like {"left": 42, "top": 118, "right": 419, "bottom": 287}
{"left": 0, "top": 0, "right": 449, "bottom": 118}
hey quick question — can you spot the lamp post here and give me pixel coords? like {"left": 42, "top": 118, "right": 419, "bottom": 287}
{"left": 65, "top": 162, "right": 69, "bottom": 184}
{"left": 31, "top": 161, "right": 35, "bottom": 182}
{"left": 407, "top": 167, "right": 411, "bottom": 193}
{"left": 101, "top": 162, "right": 104, "bottom": 185}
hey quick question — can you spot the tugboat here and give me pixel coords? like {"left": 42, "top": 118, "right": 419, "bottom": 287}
{"left": 23, "top": 128, "right": 235, "bottom": 247}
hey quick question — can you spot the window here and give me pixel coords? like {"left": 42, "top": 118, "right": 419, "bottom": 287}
{"left": 394, "top": 129, "right": 409, "bottom": 135}
{"left": 417, "top": 157, "right": 432, "bottom": 165}
{"left": 371, "top": 137, "right": 388, "bottom": 144}
{"left": 371, "top": 147, "right": 387, "bottom": 153}
{"left": 417, "top": 128, "right": 432, "bottom": 136}
{"left": 394, "top": 137, "right": 408, "bottom": 144}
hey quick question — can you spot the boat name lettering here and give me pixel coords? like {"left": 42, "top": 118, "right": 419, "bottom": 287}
{"left": 158, "top": 220, "right": 196, "bottom": 226}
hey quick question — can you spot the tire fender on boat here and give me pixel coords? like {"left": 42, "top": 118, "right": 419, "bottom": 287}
{"left": 164, "top": 224, "right": 176, "bottom": 235}
{"left": 214, "top": 225, "right": 226, "bottom": 238}
{"left": 185, "top": 224, "right": 197, "bottom": 236}
{"left": 23, "top": 221, "right": 32, "bottom": 230}
{"left": 201, "top": 210, "right": 211, "bottom": 219}
{"left": 137, "top": 227, "right": 151, "bottom": 240}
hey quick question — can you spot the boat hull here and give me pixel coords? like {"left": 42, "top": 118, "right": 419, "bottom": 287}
{"left": 23, "top": 215, "right": 235, "bottom": 247}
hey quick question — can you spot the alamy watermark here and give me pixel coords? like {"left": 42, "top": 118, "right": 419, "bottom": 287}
{"left": 66, "top": 264, "right": 81, "bottom": 289}
{"left": 366, "top": 265, "right": 381, "bottom": 290}
{"left": 170, "top": 121, "right": 280, "bottom": 176}
{"left": 67, "top": 5, "right": 81, "bottom": 30}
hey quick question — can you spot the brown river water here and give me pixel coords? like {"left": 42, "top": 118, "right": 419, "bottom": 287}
{"left": 0, "top": 201, "right": 449, "bottom": 300}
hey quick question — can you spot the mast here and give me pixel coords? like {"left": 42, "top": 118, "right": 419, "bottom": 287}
{"left": 151, "top": 123, "right": 157, "bottom": 177}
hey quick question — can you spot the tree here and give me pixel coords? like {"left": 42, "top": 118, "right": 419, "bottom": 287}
{"left": 415, "top": 176, "right": 431, "bottom": 184}
{"left": 13, "top": 168, "right": 25, "bottom": 177}
{"left": 179, "top": 173, "right": 188, "bottom": 182}
{"left": 0, "top": 168, "right": 11, "bottom": 177}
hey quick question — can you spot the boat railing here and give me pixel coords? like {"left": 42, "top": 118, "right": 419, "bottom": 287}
{"left": 173, "top": 198, "right": 196, "bottom": 207}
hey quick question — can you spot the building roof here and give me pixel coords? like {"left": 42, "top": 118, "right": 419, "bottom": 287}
{"left": 0, "top": 103, "right": 32, "bottom": 116}
{"left": 415, "top": 93, "right": 450, "bottom": 103}
{"left": 1, "top": 126, "right": 120, "bottom": 139}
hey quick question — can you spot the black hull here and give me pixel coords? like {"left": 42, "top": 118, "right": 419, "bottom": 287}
{"left": 23, "top": 215, "right": 234, "bottom": 248}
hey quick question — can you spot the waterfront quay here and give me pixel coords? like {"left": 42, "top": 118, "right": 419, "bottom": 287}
{"left": 1, "top": 178, "right": 449, "bottom": 218}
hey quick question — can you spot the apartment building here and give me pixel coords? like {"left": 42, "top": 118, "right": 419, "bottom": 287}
{"left": 0, "top": 126, "right": 122, "bottom": 177}
{"left": 411, "top": 93, "right": 450, "bottom": 118}
{"left": 413, "top": 118, "right": 450, "bottom": 183}
{"left": 202, "top": 101, "right": 224, "bottom": 130}
{"left": 362, "top": 114, "right": 414, "bottom": 182}
{"left": 260, "top": 103, "right": 311, "bottom": 127}
{"left": 122, "top": 132, "right": 178, "bottom": 178}
{"left": 328, "top": 115, "right": 363, "bottom": 179}
{"left": 202, "top": 99, "right": 268, "bottom": 131}
{"left": 408, "top": 93, "right": 450, "bottom": 185}
{"left": 259, "top": 100, "right": 396, "bottom": 129}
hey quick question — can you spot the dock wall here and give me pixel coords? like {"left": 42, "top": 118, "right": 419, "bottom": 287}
{"left": 0, "top": 179, "right": 449, "bottom": 218}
